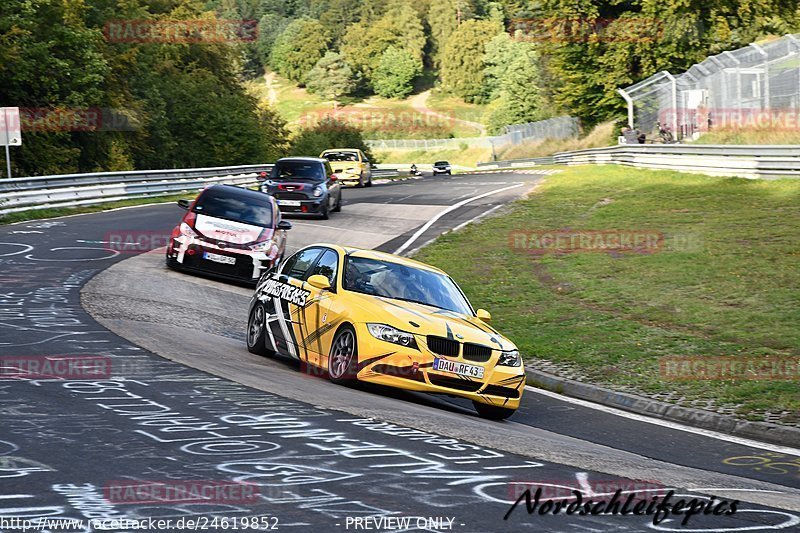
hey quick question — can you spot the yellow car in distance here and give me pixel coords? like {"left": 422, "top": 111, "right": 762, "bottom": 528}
{"left": 246, "top": 244, "right": 525, "bottom": 420}
{"left": 320, "top": 149, "right": 372, "bottom": 187}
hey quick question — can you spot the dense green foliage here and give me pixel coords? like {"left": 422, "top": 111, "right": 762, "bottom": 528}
{"left": 305, "top": 52, "right": 359, "bottom": 104}
{"left": 0, "top": 0, "right": 288, "bottom": 176}
{"left": 249, "top": 0, "right": 800, "bottom": 129}
{"left": 288, "top": 116, "right": 375, "bottom": 159}
{"left": 440, "top": 19, "right": 501, "bottom": 103}
{"left": 538, "top": 0, "right": 800, "bottom": 124}
{"left": 340, "top": 4, "right": 426, "bottom": 84}
{"left": 4, "top": 0, "right": 800, "bottom": 177}
{"left": 483, "top": 35, "right": 545, "bottom": 132}
{"left": 270, "top": 18, "right": 330, "bottom": 84}
{"left": 372, "top": 47, "right": 422, "bottom": 98}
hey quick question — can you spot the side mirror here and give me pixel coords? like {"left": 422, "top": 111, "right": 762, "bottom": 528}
{"left": 257, "top": 171, "right": 269, "bottom": 182}
{"left": 329, "top": 174, "right": 338, "bottom": 181}
{"left": 177, "top": 199, "right": 191, "bottom": 210}
{"left": 476, "top": 309, "right": 491, "bottom": 321}
{"left": 277, "top": 220, "right": 292, "bottom": 231}
{"left": 307, "top": 274, "right": 331, "bottom": 290}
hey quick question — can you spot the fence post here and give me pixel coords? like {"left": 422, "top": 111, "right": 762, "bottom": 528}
{"left": 722, "top": 51, "right": 742, "bottom": 118}
{"left": 785, "top": 35, "right": 800, "bottom": 108}
{"left": 663, "top": 72, "right": 679, "bottom": 139}
{"left": 617, "top": 88, "right": 635, "bottom": 128}
{"left": 750, "top": 43, "right": 769, "bottom": 110}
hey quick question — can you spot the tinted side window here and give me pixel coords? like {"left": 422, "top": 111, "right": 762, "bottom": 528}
{"left": 281, "top": 248, "right": 322, "bottom": 280}
{"left": 310, "top": 250, "right": 339, "bottom": 288}
{"left": 272, "top": 162, "right": 325, "bottom": 181}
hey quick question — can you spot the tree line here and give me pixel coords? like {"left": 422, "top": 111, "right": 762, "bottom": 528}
{"left": 246, "top": 0, "right": 799, "bottom": 129}
{"left": 1, "top": 0, "right": 291, "bottom": 177}
{"left": 2, "top": 0, "right": 797, "bottom": 176}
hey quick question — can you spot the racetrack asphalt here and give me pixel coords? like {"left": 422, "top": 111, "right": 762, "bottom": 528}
{"left": 1, "top": 171, "right": 798, "bottom": 532}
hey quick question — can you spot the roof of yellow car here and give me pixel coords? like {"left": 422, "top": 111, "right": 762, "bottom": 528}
{"left": 320, "top": 149, "right": 360, "bottom": 153}
{"left": 314, "top": 243, "right": 446, "bottom": 274}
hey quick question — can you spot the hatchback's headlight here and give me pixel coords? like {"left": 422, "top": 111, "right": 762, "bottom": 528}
{"left": 249, "top": 241, "right": 270, "bottom": 253}
{"left": 498, "top": 350, "right": 521, "bottom": 367}
{"left": 179, "top": 222, "right": 196, "bottom": 237}
{"left": 367, "top": 323, "right": 418, "bottom": 349}
{"left": 312, "top": 186, "right": 324, "bottom": 197}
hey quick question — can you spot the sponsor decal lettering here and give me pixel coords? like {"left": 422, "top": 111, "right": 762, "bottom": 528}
{"left": 262, "top": 278, "right": 310, "bottom": 307}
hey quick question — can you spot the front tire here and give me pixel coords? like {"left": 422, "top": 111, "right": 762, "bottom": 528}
{"left": 332, "top": 192, "right": 342, "bottom": 212}
{"left": 473, "top": 401, "right": 515, "bottom": 420}
{"left": 247, "top": 302, "right": 273, "bottom": 357}
{"left": 328, "top": 325, "right": 358, "bottom": 384}
{"left": 318, "top": 201, "right": 330, "bottom": 220}
{"left": 365, "top": 174, "right": 372, "bottom": 187}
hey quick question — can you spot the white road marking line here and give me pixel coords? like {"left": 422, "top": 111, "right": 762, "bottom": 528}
{"left": 450, "top": 204, "right": 504, "bottom": 233}
{"left": 288, "top": 221, "right": 347, "bottom": 231}
{"left": 524, "top": 385, "right": 800, "bottom": 456}
{"left": 394, "top": 183, "right": 524, "bottom": 255}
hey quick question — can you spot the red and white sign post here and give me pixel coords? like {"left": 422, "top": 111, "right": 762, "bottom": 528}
{"left": 0, "top": 107, "right": 22, "bottom": 178}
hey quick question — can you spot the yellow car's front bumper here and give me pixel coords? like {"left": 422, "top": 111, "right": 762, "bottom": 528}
{"left": 338, "top": 169, "right": 362, "bottom": 184}
{"left": 348, "top": 324, "right": 525, "bottom": 409}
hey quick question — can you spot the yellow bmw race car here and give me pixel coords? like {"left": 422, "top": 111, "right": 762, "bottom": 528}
{"left": 246, "top": 244, "right": 525, "bottom": 420}
{"left": 320, "top": 149, "right": 372, "bottom": 187}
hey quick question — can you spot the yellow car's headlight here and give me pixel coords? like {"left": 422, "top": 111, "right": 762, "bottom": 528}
{"left": 498, "top": 350, "right": 521, "bottom": 367}
{"left": 367, "top": 323, "right": 418, "bottom": 349}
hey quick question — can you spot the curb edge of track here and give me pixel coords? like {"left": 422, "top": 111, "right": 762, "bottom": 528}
{"left": 525, "top": 368, "right": 800, "bottom": 448}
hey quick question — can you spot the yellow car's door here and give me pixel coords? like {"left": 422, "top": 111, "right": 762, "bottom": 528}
{"left": 298, "top": 248, "right": 341, "bottom": 370}
{"left": 261, "top": 247, "right": 323, "bottom": 361}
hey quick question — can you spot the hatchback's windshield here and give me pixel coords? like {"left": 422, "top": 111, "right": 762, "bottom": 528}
{"left": 343, "top": 256, "right": 473, "bottom": 315}
{"left": 323, "top": 152, "right": 359, "bottom": 162}
{"left": 435, "top": 161, "right": 449, "bottom": 166}
{"left": 193, "top": 189, "right": 273, "bottom": 228}
{"left": 272, "top": 161, "right": 325, "bottom": 181}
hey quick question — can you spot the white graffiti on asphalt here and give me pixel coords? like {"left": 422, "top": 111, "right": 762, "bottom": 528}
{"left": 0, "top": 242, "right": 34, "bottom": 257}
{"left": 24, "top": 246, "right": 119, "bottom": 262}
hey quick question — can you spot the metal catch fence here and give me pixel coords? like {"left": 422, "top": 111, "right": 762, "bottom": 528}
{"left": 620, "top": 34, "right": 800, "bottom": 141}
{"left": 366, "top": 116, "right": 579, "bottom": 152}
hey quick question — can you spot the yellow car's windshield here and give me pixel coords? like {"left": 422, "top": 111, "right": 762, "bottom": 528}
{"left": 323, "top": 151, "right": 359, "bottom": 162}
{"left": 343, "top": 256, "right": 473, "bottom": 316}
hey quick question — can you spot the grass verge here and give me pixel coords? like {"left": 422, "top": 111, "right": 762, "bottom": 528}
{"left": 415, "top": 165, "right": 800, "bottom": 424}
{"left": 691, "top": 128, "right": 800, "bottom": 144}
{"left": 373, "top": 147, "right": 491, "bottom": 168}
{"left": 425, "top": 91, "right": 487, "bottom": 124}
{"left": 495, "top": 121, "right": 617, "bottom": 161}
{"left": 249, "top": 72, "right": 486, "bottom": 139}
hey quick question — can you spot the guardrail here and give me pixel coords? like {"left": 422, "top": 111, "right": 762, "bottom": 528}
{"left": 0, "top": 164, "right": 399, "bottom": 215}
{"left": 476, "top": 156, "right": 555, "bottom": 168}
{"left": 553, "top": 144, "right": 800, "bottom": 179}
{"left": 477, "top": 145, "right": 800, "bottom": 179}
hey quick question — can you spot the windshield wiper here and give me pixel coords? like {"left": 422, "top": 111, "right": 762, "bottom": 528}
{"left": 379, "top": 295, "right": 454, "bottom": 312}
